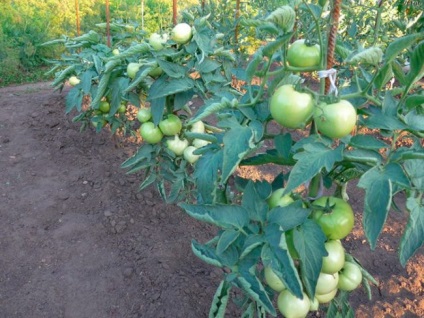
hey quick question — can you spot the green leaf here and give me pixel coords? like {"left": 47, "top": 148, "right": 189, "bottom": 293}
{"left": 179, "top": 203, "right": 250, "bottom": 230}
{"left": 374, "top": 63, "right": 393, "bottom": 91}
{"left": 399, "top": 196, "right": 424, "bottom": 266}
{"left": 404, "top": 40, "right": 424, "bottom": 96}
{"left": 157, "top": 59, "right": 188, "bottom": 78}
{"left": 405, "top": 95, "right": 424, "bottom": 110}
{"left": 221, "top": 125, "right": 256, "bottom": 184}
{"left": 361, "top": 113, "right": 408, "bottom": 131}
{"left": 404, "top": 159, "right": 424, "bottom": 190}
{"left": 110, "top": 77, "right": 130, "bottom": 114}
{"left": 241, "top": 181, "right": 269, "bottom": 222}
{"left": 284, "top": 143, "right": 344, "bottom": 194}
{"left": 268, "top": 201, "right": 311, "bottom": 231}
{"left": 209, "top": 280, "right": 231, "bottom": 318}
{"left": 404, "top": 110, "right": 424, "bottom": 131}
{"left": 191, "top": 240, "right": 222, "bottom": 267}
{"left": 275, "top": 133, "right": 292, "bottom": 159}
{"left": 148, "top": 76, "right": 195, "bottom": 100}
{"left": 240, "top": 235, "right": 265, "bottom": 259}
{"left": 349, "top": 135, "right": 389, "bottom": 150}
{"left": 382, "top": 90, "right": 399, "bottom": 116}
{"left": 194, "top": 149, "right": 223, "bottom": 204}
{"left": 65, "top": 87, "right": 83, "bottom": 113}
{"left": 343, "top": 149, "right": 382, "bottom": 165}
{"left": 121, "top": 144, "right": 154, "bottom": 169}
{"left": 240, "top": 149, "right": 296, "bottom": 166}
{"left": 293, "top": 219, "right": 328, "bottom": 299}
{"left": 198, "top": 58, "right": 222, "bottom": 74}
{"left": 236, "top": 272, "right": 276, "bottom": 316}
{"left": 384, "top": 33, "right": 424, "bottom": 63}
{"left": 150, "top": 97, "right": 166, "bottom": 126}
{"left": 217, "top": 229, "right": 241, "bottom": 255}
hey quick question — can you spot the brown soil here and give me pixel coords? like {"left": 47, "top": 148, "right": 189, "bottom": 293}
{"left": 0, "top": 82, "right": 422, "bottom": 318}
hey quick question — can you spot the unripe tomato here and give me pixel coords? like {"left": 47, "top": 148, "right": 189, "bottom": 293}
{"left": 118, "top": 103, "right": 126, "bottom": 114}
{"left": 137, "top": 108, "right": 152, "bottom": 123}
{"left": 309, "top": 297, "right": 320, "bottom": 311}
{"left": 277, "top": 290, "right": 310, "bottom": 318}
{"left": 159, "top": 114, "right": 182, "bottom": 136}
{"left": 264, "top": 267, "right": 286, "bottom": 292}
{"left": 315, "top": 272, "right": 339, "bottom": 295}
{"left": 171, "top": 23, "right": 192, "bottom": 44}
{"left": 269, "top": 85, "right": 314, "bottom": 129}
{"left": 99, "top": 101, "right": 111, "bottom": 113}
{"left": 337, "top": 262, "right": 362, "bottom": 291}
{"left": 166, "top": 135, "right": 189, "bottom": 156}
{"left": 287, "top": 39, "right": 320, "bottom": 68}
{"left": 192, "top": 138, "right": 210, "bottom": 148}
{"left": 140, "top": 122, "right": 163, "bottom": 144}
{"left": 312, "top": 196, "right": 355, "bottom": 240}
{"left": 183, "top": 146, "right": 200, "bottom": 164}
{"left": 321, "top": 240, "right": 345, "bottom": 274}
{"left": 149, "top": 32, "right": 168, "bottom": 50}
{"left": 315, "top": 287, "right": 338, "bottom": 304}
{"left": 148, "top": 66, "right": 163, "bottom": 78}
{"left": 267, "top": 188, "right": 294, "bottom": 209}
{"left": 69, "top": 76, "right": 80, "bottom": 86}
{"left": 313, "top": 100, "right": 357, "bottom": 139}
{"left": 190, "top": 121, "right": 206, "bottom": 134}
{"left": 127, "top": 62, "right": 141, "bottom": 79}
{"left": 112, "top": 48, "right": 120, "bottom": 56}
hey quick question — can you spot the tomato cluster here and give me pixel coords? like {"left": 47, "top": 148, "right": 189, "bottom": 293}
{"left": 265, "top": 191, "right": 362, "bottom": 317}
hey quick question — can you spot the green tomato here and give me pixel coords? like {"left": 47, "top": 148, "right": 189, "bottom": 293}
{"left": 140, "top": 122, "right": 163, "bottom": 144}
{"left": 166, "top": 135, "right": 189, "bottom": 156}
{"left": 287, "top": 39, "right": 320, "bottom": 68}
{"left": 112, "top": 48, "right": 120, "bottom": 56}
{"left": 158, "top": 114, "right": 182, "bottom": 136}
{"left": 99, "top": 101, "right": 111, "bottom": 113}
{"left": 127, "top": 62, "right": 141, "bottom": 79}
{"left": 315, "top": 288, "right": 338, "bottom": 304}
{"left": 118, "top": 103, "right": 126, "bottom": 114}
{"left": 316, "top": 272, "right": 339, "bottom": 295}
{"left": 69, "top": 76, "right": 80, "bottom": 86}
{"left": 149, "top": 32, "right": 168, "bottom": 50}
{"left": 148, "top": 66, "right": 163, "bottom": 78}
{"left": 192, "top": 138, "right": 210, "bottom": 148}
{"left": 312, "top": 196, "right": 355, "bottom": 240}
{"left": 321, "top": 240, "right": 345, "bottom": 274}
{"left": 269, "top": 85, "right": 314, "bottom": 129}
{"left": 137, "top": 108, "right": 152, "bottom": 123}
{"left": 277, "top": 290, "right": 310, "bottom": 318}
{"left": 264, "top": 267, "right": 286, "bottom": 292}
{"left": 313, "top": 100, "right": 357, "bottom": 139}
{"left": 183, "top": 146, "right": 200, "bottom": 164}
{"left": 171, "top": 23, "right": 192, "bottom": 44}
{"left": 309, "top": 297, "right": 320, "bottom": 311}
{"left": 267, "top": 188, "right": 294, "bottom": 209}
{"left": 337, "top": 262, "right": 362, "bottom": 291}
{"left": 190, "top": 121, "right": 205, "bottom": 134}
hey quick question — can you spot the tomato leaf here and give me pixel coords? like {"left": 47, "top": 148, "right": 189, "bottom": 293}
{"left": 374, "top": 63, "right": 393, "bottom": 91}
{"left": 384, "top": 33, "right": 424, "bottom": 64}
{"left": 292, "top": 219, "right": 328, "bottom": 299}
{"left": 275, "top": 133, "right": 292, "bottom": 159}
{"left": 349, "top": 135, "right": 389, "bottom": 150}
{"left": 216, "top": 229, "right": 241, "bottom": 255}
{"left": 399, "top": 196, "right": 424, "bottom": 266}
{"left": 241, "top": 181, "right": 269, "bottom": 222}
{"left": 191, "top": 240, "right": 222, "bottom": 267}
{"left": 382, "top": 90, "right": 399, "bottom": 117}
{"left": 268, "top": 201, "right": 311, "bottom": 231}
{"left": 179, "top": 203, "right": 250, "bottom": 231}
{"left": 65, "top": 87, "right": 83, "bottom": 113}
{"left": 403, "top": 40, "right": 424, "bottom": 97}
{"left": 240, "top": 149, "right": 296, "bottom": 166}
{"left": 148, "top": 76, "right": 195, "bottom": 100}
{"left": 360, "top": 113, "right": 408, "bottom": 131}
{"left": 194, "top": 149, "right": 223, "bottom": 204}
{"left": 404, "top": 159, "right": 424, "bottom": 190}
{"left": 110, "top": 77, "right": 130, "bottom": 115}
{"left": 284, "top": 143, "right": 344, "bottom": 195}
{"left": 209, "top": 280, "right": 231, "bottom": 318}
{"left": 240, "top": 235, "right": 265, "bottom": 259}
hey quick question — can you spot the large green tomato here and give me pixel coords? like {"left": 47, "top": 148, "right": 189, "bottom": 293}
{"left": 313, "top": 100, "right": 357, "bottom": 139}
{"left": 140, "top": 122, "right": 163, "bottom": 144}
{"left": 137, "top": 108, "right": 152, "bottom": 123}
{"left": 315, "top": 288, "right": 338, "bottom": 304}
{"left": 183, "top": 146, "right": 201, "bottom": 164}
{"left": 166, "top": 135, "right": 189, "bottom": 156}
{"left": 312, "top": 196, "right": 355, "bottom": 240}
{"left": 315, "top": 272, "right": 339, "bottom": 295}
{"left": 269, "top": 85, "right": 314, "bottom": 129}
{"left": 287, "top": 39, "right": 320, "bottom": 68}
{"left": 277, "top": 290, "right": 310, "bottom": 318}
{"left": 149, "top": 32, "right": 168, "bottom": 50}
{"left": 264, "top": 267, "right": 286, "bottom": 292}
{"left": 171, "top": 23, "right": 192, "bottom": 44}
{"left": 337, "top": 262, "right": 363, "bottom": 291}
{"left": 127, "top": 62, "right": 141, "bottom": 79}
{"left": 321, "top": 240, "right": 345, "bottom": 274}
{"left": 267, "top": 188, "right": 294, "bottom": 209}
{"left": 159, "top": 114, "right": 182, "bottom": 136}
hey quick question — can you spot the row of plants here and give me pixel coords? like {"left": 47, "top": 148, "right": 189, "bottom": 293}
{"left": 45, "top": 0, "right": 423, "bottom": 317}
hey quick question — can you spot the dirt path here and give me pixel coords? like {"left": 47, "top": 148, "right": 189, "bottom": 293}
{"left": 0, "top": 83, "right": 422, "bottom": 318}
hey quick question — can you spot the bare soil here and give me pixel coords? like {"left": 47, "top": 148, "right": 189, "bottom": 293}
{"left": 0, "top": 82, "right": 422, "bottom": 318}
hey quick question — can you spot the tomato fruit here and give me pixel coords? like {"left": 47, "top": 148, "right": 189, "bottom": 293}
{"left": 313, "top": 100, "right": 357, "bottom": 139}
{"left": 149, "top": 32, "right": 168, "bottom": 50}
{"left": 148, "top": 66, "right": 163, "bottom": 78}
{"left": 192, "top": 138, "right": 210, "bottom": 148}
{"left": 315, "top": 272, "right": 339, "bottom": 295}
{"left": 118, "top": 103, "right": 126, "bottom": 114}
{"left": 171, "top": 23, "right": 192, "bottom": 44}
{"left": 277, "top": 290, "right": 310, "bottom": 318}
{"left": 190, "top": 121, "right": 205, "bottom": 134}
{"left": 137, "top": 108, "right": 152, "bottom": 123}
{"left": 264, "top": 267, "right": 286, "bottom": 292}
{"left": 315, "top": 288, "right": 338, "bottom": 304}
{"left": 140, "top": 122, "right": 163, "bottom": 144}
{"left": 309, "top": 297, "right": 319, "bottom": 311}
{"left": 287, "top": 39, "right": 320, "bottom": 68}
{"left": 127, "top": 62, "right": 141, "bottom": 79}
{"left": 321, "top": 240, "right": 345, "bottom": 274}
{"left": 112, "top": 48, "right": 120, "bottom": 56}
{"left": 166, "top": 135, "right": 189, "bottom": 156}
{"left": 312, "top": 196, "right": 355, "bottom": 240}
{"left": 159, "top": 114, "right": 182, "bottom": 136}
{"left": 337, "top": 262, "right": 362, "bottom": 291}
{"left": 267, "top": 188, "right": 294, "bottom": 209}
{"left": 99, "top": 101, "right": 111, "bottom": 113}
{"left": 269, "top": 85, "right": 314, "bottom": 129}
{"left": 183, "top": 146, "right": 200, "bottom": 164}
{"left": 69, "top": 76, "right": 80, "bottom": 86}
